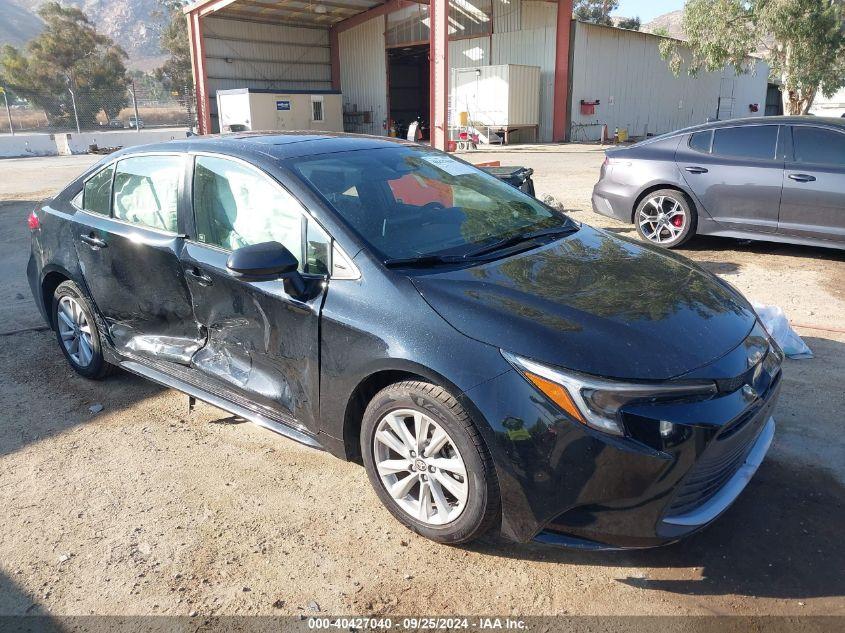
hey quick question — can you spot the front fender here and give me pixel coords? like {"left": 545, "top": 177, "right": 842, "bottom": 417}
{"left": 317, "top": 273, "right": 511, "bottom": 459}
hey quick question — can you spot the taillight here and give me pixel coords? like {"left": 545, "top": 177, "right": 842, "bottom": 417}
{"left": 27, "top": 210, "right": 40, "bottom": 231}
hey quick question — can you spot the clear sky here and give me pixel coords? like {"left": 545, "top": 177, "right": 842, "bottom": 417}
{"left": 613, "top": 0, "right": 686, "bottom": 23}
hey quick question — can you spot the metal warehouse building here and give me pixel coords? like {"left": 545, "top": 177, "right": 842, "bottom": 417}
{"left": 184, "top": 0, "right": 774, "bottom": 149}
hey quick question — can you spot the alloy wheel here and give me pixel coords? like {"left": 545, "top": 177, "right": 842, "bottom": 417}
{"left": 638, "top": 195, "right": 686, "bottom": 244}
{"left": 57, "top": 296, "right": 95, "bottom": 367}
{"left": 373, "top": 409, "right": 469, "bottom": 526}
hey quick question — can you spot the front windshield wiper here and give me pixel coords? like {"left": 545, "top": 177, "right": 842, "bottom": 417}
{"left": 383, "top": 254, "right": 468, "bottom": 268}
{"left": 464, "top": 224, "right": 579, "bottom": 259}
{"left": 384, "top": 224, "right": 579, "bottom": 269}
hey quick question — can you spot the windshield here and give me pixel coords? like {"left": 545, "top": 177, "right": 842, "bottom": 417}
{"left": 287, "top": 146, "right": 574, "bottom": 261}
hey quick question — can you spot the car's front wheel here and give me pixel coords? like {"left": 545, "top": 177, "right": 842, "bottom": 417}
{"left": 635, "top": 189, "right": 697, "bottom": 248}
{"left": 52, "top": 280, "right": 114, "bottom": 379}
{"left": 361, "top": 381, "right": 500, "bottom": 544}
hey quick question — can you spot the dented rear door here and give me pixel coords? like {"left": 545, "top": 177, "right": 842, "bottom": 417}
{"left": 73, "top": 153, "right": 205, "bottom": 364}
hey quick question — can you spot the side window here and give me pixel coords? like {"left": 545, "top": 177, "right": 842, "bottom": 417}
{"left": 113, "top": 156, "right": 181, "bottom": 232}
{"left": 82, "top": 164, "right": 115, "bottom": 215}
{"left": 712, "top": 125, "right": 779, "bottom": 160}
{"left": 689, "top": 130, "right": 712, "bottom": 153}
{"left": 311, "top": 96, "right": 324, "bottom": 123}
{"left": 193, "top": 155, "right": 304, "bottom": 269}
{"left": 305, "top": 218, "right": 331, "bottom": 276}
{"left": 793, "top": 127, "right": 845, "bottom": 165}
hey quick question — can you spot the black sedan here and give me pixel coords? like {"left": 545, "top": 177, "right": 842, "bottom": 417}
{"left": 27, "top": 133, "right": 782, "bottom": 548}
{"left": 592, "top": 116, "right": 845, "bottom": 250}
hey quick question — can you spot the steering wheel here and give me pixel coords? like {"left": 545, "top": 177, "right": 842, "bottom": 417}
{"left": 421, "top": 201, "right": 446, "bottom": 211}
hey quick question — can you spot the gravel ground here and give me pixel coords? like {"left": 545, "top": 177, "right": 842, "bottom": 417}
{"left": 0, "top": 148, "right": 843, "bottom": 619}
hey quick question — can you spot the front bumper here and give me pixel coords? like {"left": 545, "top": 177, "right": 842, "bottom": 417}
{"left": 661, "top": 416, "right": 774, "bottom": 529}
{"left": 463, "top": 361, "right": 781, "bottom": 549}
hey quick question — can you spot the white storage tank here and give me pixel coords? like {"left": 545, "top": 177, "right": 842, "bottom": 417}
{"left": 450, "top": 64, "right": 541, "bottom": 142}
{"left": 216, "top": 89, "right": 344, "bottom": 133}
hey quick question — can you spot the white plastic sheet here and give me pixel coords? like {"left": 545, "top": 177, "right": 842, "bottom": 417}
{"left": 753, "top": 303, "right": 813, "bottom": 359}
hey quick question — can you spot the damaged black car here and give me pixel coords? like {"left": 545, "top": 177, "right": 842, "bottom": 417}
{"left": 27, "top": 133, "right": 782, "bottom": 548}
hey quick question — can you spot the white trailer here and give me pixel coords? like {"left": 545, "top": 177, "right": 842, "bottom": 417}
{"left": 450, "top": 64, "right": 541, "bottom": 144}
{"left": 216, "top": 89, "right": 344, "bottom": 133}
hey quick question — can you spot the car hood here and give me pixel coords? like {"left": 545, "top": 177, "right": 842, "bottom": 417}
{"left": 411, "top": 225, "right": 756, "bottom": 380}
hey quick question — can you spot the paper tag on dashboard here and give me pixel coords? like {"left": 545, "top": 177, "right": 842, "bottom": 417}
{"left": 420, "top": 154, "right": 477, "bottom": 176}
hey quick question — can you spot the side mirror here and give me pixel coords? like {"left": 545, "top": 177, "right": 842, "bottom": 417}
{"left": 227, "top": 241, "right": 305, "bottom": 294}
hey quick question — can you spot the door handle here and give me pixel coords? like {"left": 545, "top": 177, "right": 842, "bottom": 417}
{"left": 788, "top": 173, "right": 816, "bottom": 183}
{"left": 80, "top": 233, "right": 107, "bottom": 249}
{"left": 684, "top": 166, "right": 709, "bottom": 174}
{"left": 186, "top": 267, "right": 213, "bottom": 287}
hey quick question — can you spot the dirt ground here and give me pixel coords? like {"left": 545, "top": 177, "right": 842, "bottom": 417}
{"left": 0, "top": 147, "right": 843, "bottom": 620}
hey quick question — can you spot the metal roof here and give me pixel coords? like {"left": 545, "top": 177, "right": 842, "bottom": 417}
{"left": 185, "top": 0, "right": 388, "bottom": 27}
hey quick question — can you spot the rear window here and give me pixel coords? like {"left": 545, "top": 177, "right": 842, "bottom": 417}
{"left": 792, "top": 126, "right": 845, "bottom": 165}
{"left": 82, "top": 164, "right": 115, "bottom": 216}
{"left": 113, "top": 156, "right": 181, "bottom": 233}
{"left": 688, "top": 130, "right": 712, "bottom": 153}
{"left": 712, "top": 125, "right": 779, "bottom": 161}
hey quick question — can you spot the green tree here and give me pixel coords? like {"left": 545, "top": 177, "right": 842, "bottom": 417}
{"left": 0, "top": 2, "right": 128, "bottom": 127}
{"left": 660, "top": 0, "right": 845, "bottom": 115}
{"left": 154, "top": 0, "right": 194, "bottom": 98}
{"left": 574, "top": 0, "right": 619, "bottom": 25}
{"left": 617, "top": 16, "right": 642, "bottom": 31}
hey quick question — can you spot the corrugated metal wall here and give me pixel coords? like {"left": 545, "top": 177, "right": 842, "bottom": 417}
{"left": 491, "top": 1, "right": 557, "bottom": 141}
{"left": 339, "top": 16, "right": 388, "bottom": 135}
{"left": 492, "top": 0, "right": 521, "bottom": 33}
{"left": 202, "top": 16, "right": 332, "bottom": 132}
{"left": 450, "top": 36, "right": 491, "bottom": 68}
{"left": 569, "top": 22, "right": 770, "bottom": 141}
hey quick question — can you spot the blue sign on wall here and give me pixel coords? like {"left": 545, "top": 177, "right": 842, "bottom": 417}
{"left": 276, "top": 100, "right": 291, "bottom": 111}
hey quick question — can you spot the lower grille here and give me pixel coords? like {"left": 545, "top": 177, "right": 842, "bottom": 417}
{"left": 667, "top": 412, "right": 765, "bottom": 516}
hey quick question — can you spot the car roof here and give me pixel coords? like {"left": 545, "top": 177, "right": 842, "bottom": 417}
{"left": 676, "top": 115, "right": 845, "bottom": 136}
{"left": 617, "top": 115, "right": 845, "bottom": 151}
{"left": 115, "top": 131, "right": 419, "bottom": 162}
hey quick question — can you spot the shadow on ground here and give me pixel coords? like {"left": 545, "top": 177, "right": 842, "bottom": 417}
{"left": 474, "top": 458, "right": 844, "bottom": 601}
{"left": 0, "top": 331, "right": 166, "bottom": 462}
{"left": 680, "top": 235, "right": 845, "bottom": 262}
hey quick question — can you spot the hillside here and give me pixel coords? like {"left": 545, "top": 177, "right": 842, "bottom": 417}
{"left": 643, "top": 9, "right": 686, "bottom": 40}
{"left": 0, "top": 0, "right": 167, "bottom": 67}
{"left": 0, "top": 0, "right": 43, "bottom": 48}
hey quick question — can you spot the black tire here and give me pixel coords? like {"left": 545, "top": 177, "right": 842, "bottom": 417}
{"left": 361, "top": 380, "right": 500, "bottom": 545}
{"left": 52, "top": 280, "right": 114, "bottom": 380}
{"left": 634, "top": 188, "right": 697, "bottom": 248}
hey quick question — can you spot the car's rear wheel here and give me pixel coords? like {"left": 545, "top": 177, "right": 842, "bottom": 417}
{"left": 361, "top": 381, "right": 500, "bottom": 544}
{"left": 635, "top": 189, "right": 696, "bottom": 248}
{"left": 52, "top": 280, "right": 114, "bottom": 379}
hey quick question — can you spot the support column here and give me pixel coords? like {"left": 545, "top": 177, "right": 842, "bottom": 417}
{"left": 429, "top": 0, "right": 449, "bottom": 151}
{"left": 552, "top": 0, "right": 573, "bottom": 143}
{"left": 187, "top": 10, "right": 212, "bottom": 135}
{"left": 329, "top": 27, "right": 341, "bottom": 92}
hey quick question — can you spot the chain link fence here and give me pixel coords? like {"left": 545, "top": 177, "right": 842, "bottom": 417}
{"left": 0, "top": 84, "right": 197, "bottom": 135}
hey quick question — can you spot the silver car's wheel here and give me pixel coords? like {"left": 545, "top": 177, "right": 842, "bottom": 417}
{"left": 373, "top": 408, "right": 469, "bottom": 526}
{"left": 635, "top": 190, "right": 696, "bottom": 248}
{"left": 57, "top": 295, "right": 95, "bottom": 367}
{"left": 638, "top": 195, "right": 686, "bottom": 243}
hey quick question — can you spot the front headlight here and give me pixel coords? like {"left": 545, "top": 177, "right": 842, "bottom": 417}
{"left": 502, "top": 351, "right": 717, "bottom": 436}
